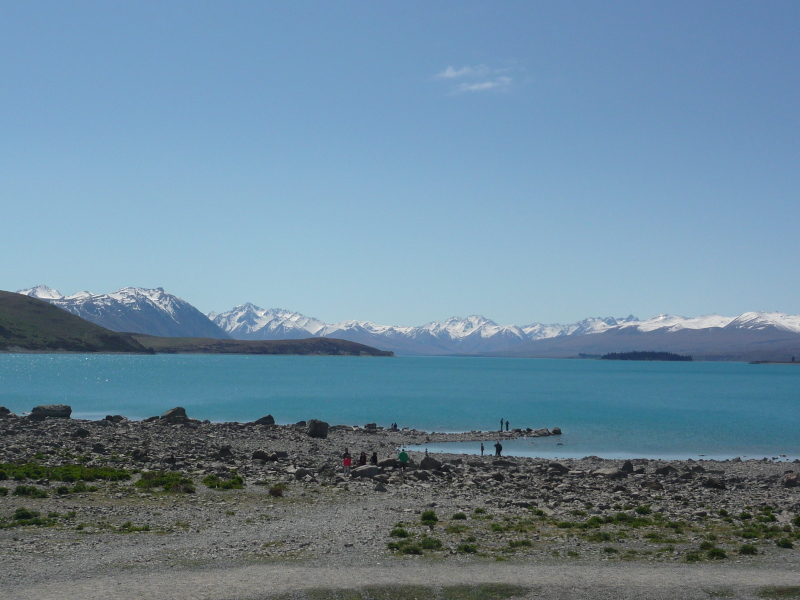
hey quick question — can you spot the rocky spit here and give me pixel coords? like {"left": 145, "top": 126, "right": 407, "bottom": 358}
{"left": 1, "top": 406, "right": 800, "bottom": 600}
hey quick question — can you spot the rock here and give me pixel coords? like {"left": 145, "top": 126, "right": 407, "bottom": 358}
{"left": 690, "top": 464, "right": 706, "bottom": 473}
{"left": 548, "top": 462, "right": 570, "bottom": 475}
{"left": 419, "top": 455, "right": 442, "bottom": 470}
{"left": 306, "top": 419, "right": 329, "bottom": 439}
{"left": 143, "top": 416, "right": 160, "bottom": 423}
{"left": 374, "top": 483, "right": 388, "bottom": 492}
{"left": 703, "top": 478, "right": 726, "bottom": 490}
{"left": 104, "top": 415, "right": 126, "bottom": 423}
{"left": 655, "top": 465, "right": 679, "bottom": 476}
{"left": 132, "top": 449, "right": 149, "bottom": 462}
{"left": 215, "top": 445, "right": 234, "bottom": 459}
{"left": 272, "top": 451, "right": 289, "bottom": 460}
{"left": 29, "top": 404, "right": 72, "bottom": 420}
{"left": 364, "top": 423, "right": 377, "bottom": 432}
{"left": 70, "top": 428, "right": 91, "bottom": 438}
{"left": 642, "top": 481, "right": 664, "bottom": 491}
{"left": 592, "top": 468, "right": 627, "bottom": 480}
{"left": 782, "top": 472, "right": 799, "bottom": 488}
{"left": 620, "top": 460, "right": 634, "bottom": 474}
{"left": 378, "top": 458, "right": 399, "bottom": 468}
{"left": 492, "top": 459, "right": 516, "bottom": 468}
{"left": 254, "top": 414, "right": 275, "bottom": 425}
{"left": 551, "top": 427, "right": 562, "bottom": 435}
{"left": 449, "top": 458, "right": 463, "bottom": 466}
{"left": 293, "top": 468, "right": 311, "bottom": 480}
{"left": 160, "top": 407, "right": 190, "bottom": 424}
{"left": 0, "top": 407, "right": 12, "bottom": 418}
{"left": 414, "top": 470, "right": 431, "bottom": 481}
{"left": 491, "top": 472, "right": 505, "bottom": 482}
{"left": 351, "top": 465, "right": 381, "bottom": 479}
{"left": 91, "top": 443, "right": 106, "bottom": 454}
{"left": 252, "top": 450, "right": 270, "bottom": 461}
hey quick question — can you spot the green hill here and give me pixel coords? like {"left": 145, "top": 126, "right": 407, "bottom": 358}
{"left": 0, "top": 291, "right": 149, "bottom": 353}
{"left": 130, "top": 334, "right": 394, "bottom": 356}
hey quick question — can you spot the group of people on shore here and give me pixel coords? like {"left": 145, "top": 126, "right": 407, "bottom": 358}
{"left": 341, "top": 447, "right": 378, "bottom": 476}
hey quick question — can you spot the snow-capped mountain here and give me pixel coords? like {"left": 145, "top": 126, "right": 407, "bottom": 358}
{"left": 18, "top": 286, "right": 229, "bottom": 339}
{"left": 207, "top": 303, "right": 326, "bottom": 340}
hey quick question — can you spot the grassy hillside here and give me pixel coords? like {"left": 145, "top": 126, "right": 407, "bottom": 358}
{"left": 131, "top": 334, "right": 394, "bottom": 356}
{"left": 0, "top": 291, "right": 149, "bottom": 353}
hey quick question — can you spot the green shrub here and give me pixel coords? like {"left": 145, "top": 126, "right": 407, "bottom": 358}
{"left": 452, "top": 512, "right": 467, "bottom": 520}
{"left": 55, "top": 485, "right": 70, "bottom": 495}
{"left": 586, "top": 531, "right": 613, "bottom": 543}
{"left": 14, "top": 508, "right": 39, "bottom": 520}
{"left": 776, "top": 538, "right": 794, "bottom": 549}
{"left": 137, "top": 471, "right": 196, "bottom": 493}
{"left": 699, "top": 541, "right": 716, "bottom": 551}
{"left": 739, "top": 512, "right": 753, "bottom": 520}
{"left": 0, "top": 462, "right": 129, "bottom": 483}
{"left": 718, "top": 509, "right": 729, "bottom": 517}
{"left": 473, "top": 508, "right": 486, "bottom": 515}
{"left": 202, "top": 473, "right": 244, "bottom": 490}
{"left": 792, "top": 515, "right": 800, "bottom": 527}
{"left": 508, "top": 539, "right": 532, "bottom": 548}
{"left": 685, "top": 552, "right": 701, "bottom": 563}
{"left": 118, "top": 521, "right": 150, "bottom": 533}
{"left": 635, "top": 505, "right": 652, "bottom": 515}
{"left": 418, "top": 536, "right": 443, "bottom": 550}
{"left": 400, "top": 544, "right": 423, "bottom": 555}
{"left": 420, "top": 510, "right": 438, "bottom": 523}
{"left": 268, "top": 484, "right": 285, "bottom": 497}
{"left": 707, "top": 548, "right": 727, "bottom": 559}
{"left": 0, "top": 487, "right": 7, "bottom": 496}
{"left": 12, "top": 485, "right": 48, "bottom": 498}
{"left": 739, "top": 544, "right": 758, "bottom": 555}
{"left": 446, "top": 524, "right": 468, "bottom": 534}
{"left": 602, "top": 547, "right": 618, "bottom": 554}
{"left": 390, "top": 528, "right": 409, "bottom": 538}
{"left": 457, "top": 543, "right": 478, "bottom": 553}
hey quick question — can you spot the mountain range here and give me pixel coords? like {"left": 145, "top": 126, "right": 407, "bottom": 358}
{"left": 18, "top": 285, "right": 800, "bottom": 361}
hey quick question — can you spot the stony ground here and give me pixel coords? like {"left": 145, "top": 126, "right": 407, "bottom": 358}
{"left": 1, "top": 413, "right": 799, "bottom": 599}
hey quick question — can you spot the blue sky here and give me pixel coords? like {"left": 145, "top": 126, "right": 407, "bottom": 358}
{"left": 2, "top": 1, "right": 799, "bottom": 326}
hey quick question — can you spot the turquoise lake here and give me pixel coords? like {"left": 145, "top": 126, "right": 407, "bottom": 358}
{"left": 1, "top": 354, "right": 798, "bottom": 460}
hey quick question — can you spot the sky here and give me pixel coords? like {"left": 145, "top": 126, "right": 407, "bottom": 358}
{"left": 2, "top": 1, "right": 799, "bottom": 326}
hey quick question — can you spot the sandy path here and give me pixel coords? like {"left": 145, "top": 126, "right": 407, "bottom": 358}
{"left": 6, "top": 559, "right": 800, "bottom": 600}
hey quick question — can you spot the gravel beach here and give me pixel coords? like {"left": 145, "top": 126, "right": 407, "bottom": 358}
{"left": 1, "top": 410, "right": 799, "bottom": 599}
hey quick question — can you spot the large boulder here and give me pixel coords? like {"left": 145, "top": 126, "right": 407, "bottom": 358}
{"left": 0, "top": 407, "right": 12, "bottom": 418}
{"left": 378, "top": 458, "right": 399, "bottom": 468}
{"left": 548, "top": 461, "right": 570, "bottom": 475}
{"left": 702, "top": 477, "right": 726, "bottom": 490}
{"left": 352, "top": 465, "right": 382, "bottom": 479}
{"left": 419, "top": 455, "right": 442, "bottom": 470}
{"left": 782, "top": 472, "right": 799, "bottom": 488}
{"left": 254, "top": 414, "right": 275, "bottom": 425}
{"left": 620, "top": 460, "right": 634, "bottom": 474}
{"left": 29, "top": 404, "right": 72, "bottom": 420}
{"left": 306, "top": 419, "right": 329, "bottom": 439}
{"left": 550, "top": 427, "right": 562, "bottom": 435}
{"left": 252, "top": 450, "right": 270, "bottom": 461}
{"left": 592, "top": 467, "right": 627, "bottom": 480}
{"left": 161, "top": 407, "right": 188, "bottom": 423}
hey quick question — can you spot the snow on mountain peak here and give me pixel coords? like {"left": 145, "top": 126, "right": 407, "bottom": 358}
{"left": 17, "top": 285, "right": 64, "bottom": 300}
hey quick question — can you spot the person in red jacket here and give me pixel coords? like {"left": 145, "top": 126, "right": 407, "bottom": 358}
{"left": 343, "top": 455, "right": 352, "bottom": 477}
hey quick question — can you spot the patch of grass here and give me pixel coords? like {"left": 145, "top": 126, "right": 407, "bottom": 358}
{"left": 567, "top": 550, "right": 579, "bottom": 558}
{"left": 389, "top": 527, "right": 409, "bottom": 538}
{"left": 739, "top": 512, "right": 753, "bottom": 520}
{"left": 452, "top": 512, "right": 467, "bottom": 520}
{"left": 12, "top": 485, "right": 48, "bottom": 498}
{"left": 586, "top": 531, "right": 613, "bottom": 543}
{"left": 118, "top": 521, "right": 150, "bottom": 533}
{"left": 268, "top": 484, "right": 286, "bottom": 497}
{"left": 420, "top": 510, "right": 438, "bottom": 524}
{"left": 508, "top": 539, "right": 532, "bottom": 548}
{"left": 707, "top": 548, "right": 727, "bottom": 560}
{"left": 0, "top": 487, "right": 7, "bottom": 496}
{"left": 776, "top": 538, "right": 794, "bottom": 549}
{"left": 602, "top": 547, "right": 618, "bottom": 554}
{"left": 446, "top": 524, "right": 468, "bottom": 534}
{"left": 136, "top": 471, "right": 195, "bottom": 493}
{"left": 685, "top": 552, "right": 701, "bottom": 563}
{"left": 473, "top": 508, "right": 486, "bottom": 515}
{"left": 456, "top": 543, "right": 478, "bottom": 554}
{"left": 202, "top": 472, "right": 244, "bottom": 490}
{"left": 440, "top": 584, "right": 529, "bottom": 600}
{"left": 1, "top": 507, "right": 55, "bottom": 528}
{"left": 739, "top": 544, "right": 758, "bottom": 555}
{"left": 417, "top": 535, "right": 443, "bottom": 550}
{"left": 0, "top": 462, "right": 130, "bottom": 483}
{"left": 635, "top": 505, "right": 652, "bottom": 515}
{"left": 699, "top": 541, "right": 716, "bottom": 551}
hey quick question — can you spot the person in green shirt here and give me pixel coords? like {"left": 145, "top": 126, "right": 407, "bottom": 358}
{"left": 398, "top": 448, "right": 409, "bottom": 477}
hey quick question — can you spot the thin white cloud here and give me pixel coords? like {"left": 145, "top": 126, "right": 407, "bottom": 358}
{"left": 437, "top": 64, "right": 490, "bottom": 79}
{"left": 435, "top": 64, "right": 513, "bottom": 93}
{"left": 453, "top": 76, "right": 512, "bottom": 94}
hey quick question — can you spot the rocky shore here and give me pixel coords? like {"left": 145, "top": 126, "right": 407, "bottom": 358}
{"left": 2, "top": 406, "right": 799, "bottom": 599}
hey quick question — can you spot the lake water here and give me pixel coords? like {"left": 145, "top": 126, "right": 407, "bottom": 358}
{"left": 1, "top": 354, "right": 798, "bottom": 460}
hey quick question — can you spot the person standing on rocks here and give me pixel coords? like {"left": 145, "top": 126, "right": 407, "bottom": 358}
{"left": 398, "top": 447, "right": 409, "bottom": 479}
{"left": 494, "top": 440, "right": 502, "bottom": 457}
{"left": 500, "top": 418, "right": 504, "bottom": 432}
{"left": 343, "top": 454, "right": 352, "bottom": 477}
{"left": 359, "top": 451, "right": 367, "bottom": 466}
{"left": 505, "top": 420, "right": 509, "bottom": 432}
{"left": 480, "top": 442, "right": 484, "bottom": 456}
{"left": 370, "top": 451, "right": 378, "bottom": 465}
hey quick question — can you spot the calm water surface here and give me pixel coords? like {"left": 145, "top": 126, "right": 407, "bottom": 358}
{"left": 1, "top": 355, "right": 798, "bottom": 460}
